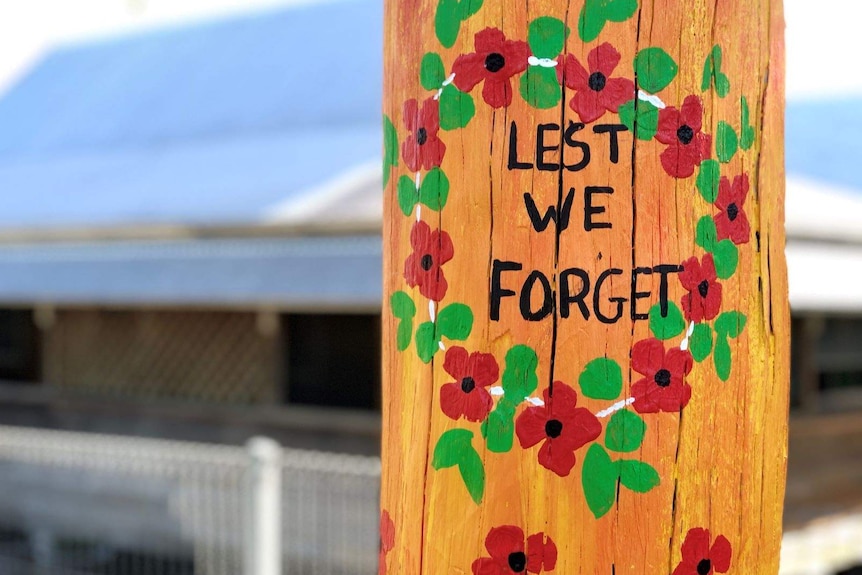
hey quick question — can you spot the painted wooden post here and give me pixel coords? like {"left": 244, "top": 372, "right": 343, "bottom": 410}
{"left": 381, "top": 2, "right": 787, "bottom": 574}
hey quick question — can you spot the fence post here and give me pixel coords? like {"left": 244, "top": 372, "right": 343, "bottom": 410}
{"left": 245, "top": 436, "right": 282, "bottom": 575}
{"left": 381, "top": 1, "right": 788, "bottom": 574}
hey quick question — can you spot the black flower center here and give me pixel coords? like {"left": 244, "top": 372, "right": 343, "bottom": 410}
{"left": 698, "top": 279, "right": 710, "bottom": 298}
{"left": 416, "top": 127, "right": 428, "bottom": 146}
{"left": 485, "top": 52, "right": 506, "bottom": 73}
{"left": 461, "top": 376, "right": 476, "bottom": 393}
{"left": 727, "top": 202, "right": 739, "bottom": 222}
{"left": 507, "top": 551, "right": 527, "bottom": 573}
{"left": 420, "top": 254, "right": 434, "bottom": 271}
{"left": 588, "top": 71, "right": 607, "bottom": 91}
{"left": 654, "top": 369, "right": 672, "bottom": 387}
{"left": 697, "top": 559, "right": 712, "bottom": 575}
{"left": 677, "top": 124, "right": 694, "bottom": 145}
{"left": 545, "top": 419, "right": 563, "bottom": 438}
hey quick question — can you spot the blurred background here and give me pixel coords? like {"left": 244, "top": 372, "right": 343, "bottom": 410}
{"left": 0, "top": 0, "right": 855, "bottom": 573}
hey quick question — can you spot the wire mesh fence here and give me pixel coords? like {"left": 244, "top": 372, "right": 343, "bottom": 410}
{"left": 0, "top": 425, "right": 380, "bottom": 575}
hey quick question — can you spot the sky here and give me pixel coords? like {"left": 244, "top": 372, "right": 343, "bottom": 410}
{"left": 0, "top": 0, "right": 853, "bottom": 98}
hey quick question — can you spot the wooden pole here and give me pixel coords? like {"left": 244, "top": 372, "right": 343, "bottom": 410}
{"left": 381, "top": 2, "right": 787, "bottom": 574}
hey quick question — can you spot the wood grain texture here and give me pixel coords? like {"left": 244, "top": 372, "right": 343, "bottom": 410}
{"left": 381, "top": 2, "right": 788, "bottom": 574}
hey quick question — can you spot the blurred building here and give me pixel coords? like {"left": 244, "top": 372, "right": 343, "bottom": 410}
{"left": 0, "top": 0, "right": 383, "bottom": 454}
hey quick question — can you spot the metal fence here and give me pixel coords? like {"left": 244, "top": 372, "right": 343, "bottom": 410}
{"left": 0, "top": 425, "right": 380, "bottom": 575}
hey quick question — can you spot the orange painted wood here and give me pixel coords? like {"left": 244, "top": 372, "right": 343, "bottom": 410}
{"left": 381, "top": 2, "right": 787, "bottom": 574}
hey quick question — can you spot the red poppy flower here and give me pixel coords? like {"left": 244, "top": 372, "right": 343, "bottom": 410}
{"left": 401, "top": 97, "right": 446, "bottom": 172}
{"left": 679, "top": 254, "right": 722, "bottom": 323}
{"left": 655, "top": 95, "right": 712, "bottom": 178}
{"left": 714, "top": 173, "right": 751, "bottom": 245}
{"left": 557, "top": 43, "right": 634, "bottom": 123}
{"left": 515, "top": 382, "right": 601, "bottom": 477}
{"left": 672, "top": 528, "right": 732, "bottom": 575}
{"left": 452, "top": 28, "right": 530, "bottom": 109}
{"left": 631, "top": 338, "right": 693, "bottom": 414}
{"left": 440, "top": 346, "right": 499, "bottom": 422}
{"left": 378, "top": 510, "right": 395, "bottom": 575}
{"left": 404, "top": 220, "right": 454, "bottom": 302}
{"left": 472, "top": 525, "right": 557, "bottom": 575}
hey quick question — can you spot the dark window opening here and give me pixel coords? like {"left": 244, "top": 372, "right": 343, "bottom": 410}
{"left": 285, "top": 314, "right": 380, "bottom": 410}
{"left": 0, "top": 309, "right": 39, "bottom": 383}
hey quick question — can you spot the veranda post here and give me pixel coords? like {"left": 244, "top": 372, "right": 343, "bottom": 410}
{"left": 381, "top": 1, "right": 787, "bottom": 574}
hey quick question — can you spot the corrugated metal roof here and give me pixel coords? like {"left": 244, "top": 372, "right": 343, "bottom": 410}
{"left": 0, "top": 0, "right": 382, "bottom": 233}
{"left": 0, "top": 236, "right": 382, "bottom": 308}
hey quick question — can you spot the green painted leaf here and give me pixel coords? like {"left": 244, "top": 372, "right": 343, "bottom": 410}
{"left": 715, "top": 311, "right": 747, "bottom": 338}
{"left": 695, "top": 215, "right": 718, "bottom": 253}
{"left": 383, "top": 115, "right": 398, "bottom": 187}
{"left": 501, "top": 345, "right": 539, "bottom": 401}
{"left": 716, "top": 121, "right": 739, "bottom": 163}
{"left": 713, "top": 239, "right": 739, "bottom": 279}
{"left": 578, "top": 0, "right": 638, "bottom": 43}
{"left": 700, "top": 47, "right": 713, "bottom": 92}
{"left": 481, "top": 398, "right": 516, "bottom": 453}
{"left": 520, "top": 66, "right": 562, "bottom": 109}
{"left": 439, "top": 84, "right": 476, "bottom": 131}
{"left": 690, "top": 323, "right": 713, "bottom": 363}
{"left": 419, "top": 168, "right": 450, "bottom": 211}
{"left": 582, "top": 444, "right": 620, "bottom": 519}
{"left": 420, "top": 52, "right": 446, "bottom": 91}
{"left": 605, "top": 410, "right": 646, "bottom": 453}
{"left": 649, "top": 301, "right": 685, "bottom": 341}
{"left": 528, "top": 16, "right": 569, "bottom": 59}
{"left": 390, "top": 291, "right": 416, "bottom": 352}
{"left": 740, "top": 96, "right": 756, "bottom": 150}
{"left": 702, "top": 45, "right": 730, "bottom": 97}
{"left": 397, "top": 175, "right": 418, "bottom": 216}
{"left": 696, "top": 159, "right": 721, "bottom": 203}
{"left": 634, "top": 47, "right": 679, "bottom": 94}
{"left": 578, "top": 357, "right": 623, "bottom": 400}
{"left": 432, "top": 428, "right": 473, "bottom": 469}
{"left": 435, "top": 0, "right": 462, "bottom": 48}
{"left": 390, "top": 290, "right": 416, "bottom": 319}
{"left": 714, "top": 333, "right": 732, "bottom": 381}
{"left": 415, "top": 321, "right": 439, "bottom": 364}
{"left": 437, "top": 303, "right": 473, "bottom": 341}
{"left": 618, "top": 460, "right": 660, "bottom": 493}
{"left": 432, "top": 428, "right": 485, "bottom": 504}
{"left": 618, "top": 98, "right": 659, "bottom": 141}
{"left": 459, "top": 446, "right": 485, "bottom": 504}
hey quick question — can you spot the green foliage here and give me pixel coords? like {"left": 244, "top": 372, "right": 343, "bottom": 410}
{"left": 716, "top": 121, "right": 739, "bottom": 163}
{"left": 527, "top": 16, "right": 569, "bottom": 59}
{"left": 383, "top": 115, "right": 399, "bottom": 187}
{"left": 689, "top": 323, "right": 713, "bottom": 362}
{"left": 695, "top": 216, "right": 718, "bottom": 253}
{"left": 634, "top": 47, "right": 679, "bottom": 93}
{"left": 715, "top": 311, "right": 747, "bottom": 338}
{"left": 582, "top": 444, "right": 619, "bottom": 518}
{"left": 740, "top": 96, "right": 756, "bottom": 150}
{"left": 605, "top": 410, "right": 646, "bottom": 453}
{"left": 649, "top": 302, "right": 685, "bottom": 340}
{"left": 713, "top": 239, "right": 739, "bottom": 279}
{"left": 696, "top": 159, "right": 721, "bottom": 203}
{"left": 432, "top": 429, "right": 485, "bottom": 503}
{"left": 390, "top": 291, "right": 416, "bottom": 352}
{"left": 578, "top": 0, "right": 638, "bottom": 43}
{"left": 618, "top": 98, "right": 659, "bottom": 140}
{"left": 579, "top": 357, "right": 623, "bottom": 400}
{"left": 420, "top": 52, "right": 446, "bottom": 91}
{"left": 701, "top": 45, "right": 730, "bottom": 97}
{"left": 520, "top": 67, "right": 562, "bottom": 109}
{"left": 439, "top": 85, "right": 476, "bottom": 130}
{"left": 618, "top": 460, "right": 660, "bottom": 492}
